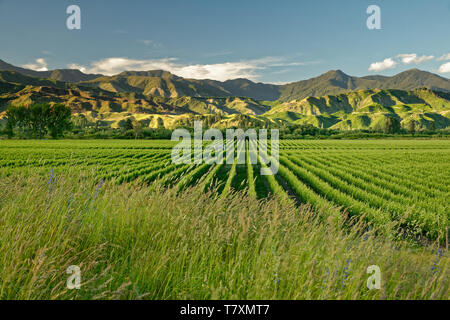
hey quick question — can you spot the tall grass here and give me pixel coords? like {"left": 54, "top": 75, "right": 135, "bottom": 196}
{"left": 0, "top": 170, "right": 448, "bottom": 300}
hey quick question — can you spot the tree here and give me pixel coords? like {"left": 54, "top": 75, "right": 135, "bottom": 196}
{"left": 48, "top": 104, "right": 72, "bottom": 138}
{"left": 132, "top": 119, "right": 143, "bottom": 139}
{"left": 5, "top": 112, "right": 16, "bottom": 138}
{"left": 384, "top": 116, "right": 401, "bottom": 134}
{"left": 6, "top": 105, "right": 29, "bottom": 138}
{"left": 5, "top": 107, "right": 18, "bottom": 137}
{"left": 30, "top": 103, "right": 51, "bottom": 139}
{"left": 73, "top": 114, "right": 88, "bottom": 129}
{"left": 407, "top": 120, "right": 416, "bottom": 136}
{"left": 124, "top": 118, "right": 134, "bottom": 131}
{"left": 5, "top": 103, "right": 72, "bottom": 139}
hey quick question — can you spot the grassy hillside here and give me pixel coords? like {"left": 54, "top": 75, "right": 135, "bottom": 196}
{"left": 266, "top": 88, "right": 450, "bottom": 130}
{"left": 79, "top": 70, "right": 280, "bottom": 100}
{"left": 1, "top": 69, "right": 449, "bottom": 131}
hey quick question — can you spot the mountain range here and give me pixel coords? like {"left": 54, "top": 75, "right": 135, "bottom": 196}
{"left": 0, "top": 58, "right": 449, "bottom": 131}
{"left": 0, "top": 59, "right": 102, "bottom": 83}
{"left": 2, "top": 58, "right": 450, "bottom": 101}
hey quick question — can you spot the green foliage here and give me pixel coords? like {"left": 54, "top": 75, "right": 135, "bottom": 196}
{"left": 6, "top": 103, "right": 72, "bottom": 138}
{"left": 123, "top": 118, "right": 133, "bottom": 131}
{"left": 131, "top": 119, "right": 143, "bottom": 139}
{"left": 407, "top": 119, "right": 416, "bottom": 135}
{"left": 48, "top": 104, "right": 73, "bottom": 138}
{"left": 384, "top": 116, "right": 402, "bottom": 134}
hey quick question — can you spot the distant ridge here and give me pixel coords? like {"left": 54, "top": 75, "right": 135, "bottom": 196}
{"left": 0, "top": 59, "right": 102, "bottom": 83}
{"left": 1, "top": 59, "right": 449, "bottom": 101}
{"left": 78, "top": 68, "right": 450, "bottom": 102}
{"left": 278, "top": 69, "right": 450, "bottom": 101}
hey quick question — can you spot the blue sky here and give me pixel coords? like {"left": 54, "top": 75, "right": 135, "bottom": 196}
{"left": 0, "top": 0, "right": 449, "bottom": 83}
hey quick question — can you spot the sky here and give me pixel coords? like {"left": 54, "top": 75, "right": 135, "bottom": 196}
{"left": 0, "top": 0, "right": 449, "bottom": 83}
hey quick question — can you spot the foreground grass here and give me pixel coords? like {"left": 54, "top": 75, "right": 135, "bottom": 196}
{"left": 0, "top": 171, "right": 448, "bottom": 300}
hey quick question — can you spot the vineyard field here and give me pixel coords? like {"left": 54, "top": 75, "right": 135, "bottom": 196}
{"left": 1, "top": 139, "right": 448, "bottom": 242}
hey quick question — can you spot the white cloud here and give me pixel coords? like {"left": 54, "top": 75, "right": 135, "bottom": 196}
{"left": 137, "top": 40, "right": 164, "bottom": 49}
{"left": 397, "top": 53, "right": 434, "bottom": 64}
{"left": 369, "top": 53, "right": 437, "bottom": 72}
{"left": 438, "top": 53, "right": 450, "bottom": 61}
{"left": 67, "top": 63, "right": 87, "bottom": 73}
{"left": 138, "top": 39, "right": 153, "bottom": 46}
{"left": 22, "top": 58, "right": 48, "bottom": 71}
{"left": 68, "top": 56, "right": 315, "bottom": 81}
{"left": 203, "top": 50, "right": 234, "bottom": 58}
{"left": 176, "top": 62, "right": 260, "bottom": 81}
{"left": 438, "top": 62, "right": 450, "bottom": 73}
{"left": 267, "top": 81, "right": 289, "bottom": 85}
{"left": 368, "top": 58, "right": 397, "bottom": 72}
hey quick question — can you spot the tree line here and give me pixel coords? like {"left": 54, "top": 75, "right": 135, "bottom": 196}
{"left": 0, "top": 103, "right": 445, "bottom": 140}
{"left": 5, "top": 104, "right": 72, "bottom": 139}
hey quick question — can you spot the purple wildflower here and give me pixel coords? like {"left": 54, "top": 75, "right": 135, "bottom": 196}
{"left": 47, "top": 167, "right": 54, "bottom": 190}
{"left": 340, "top": 258, "right": 351, "bottom": 291}
{"left": 93, "top": 179, "right": 104, "bottom": 200}
{"left": 431, "top": 249, "right": 443, "bottom": 274}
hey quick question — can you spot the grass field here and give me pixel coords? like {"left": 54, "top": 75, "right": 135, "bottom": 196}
{"left": 0, "top": 139, "right": 448, "bottom": 299}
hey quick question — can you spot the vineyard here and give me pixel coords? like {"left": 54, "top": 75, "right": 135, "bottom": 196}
{"left": 0, "top": 138, "right": 449, "bottom": 299}
{"left": 0, "top": 139, "right": 448, "bottom": 242}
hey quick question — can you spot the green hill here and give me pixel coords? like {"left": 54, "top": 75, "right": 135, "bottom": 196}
{"left": 265, "top": 88, "right": 450, "bottom": 130}
{"left": 1, "top": 64, "right": 449, "bottom": 131}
